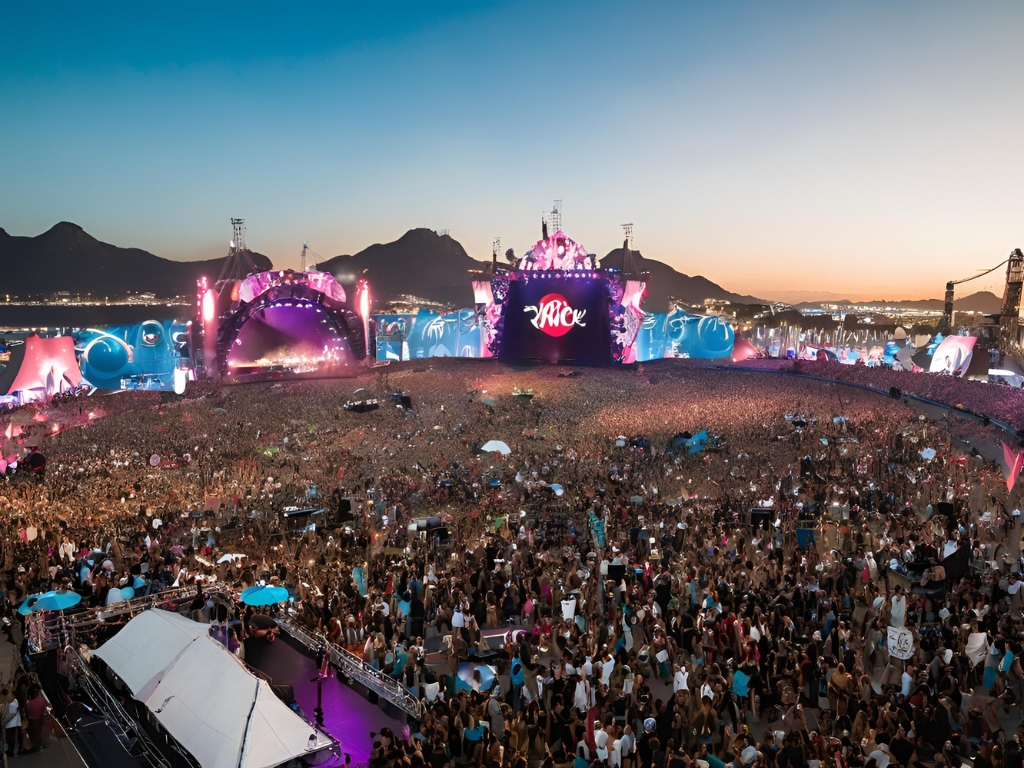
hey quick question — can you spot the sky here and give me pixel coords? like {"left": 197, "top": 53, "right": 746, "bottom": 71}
{"left": 2, "top": 1, "right": 1022, "bottom": 302}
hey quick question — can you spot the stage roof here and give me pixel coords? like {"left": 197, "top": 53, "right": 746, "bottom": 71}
{"left": 94, "top": 609, "right": 335, "bottom": 768}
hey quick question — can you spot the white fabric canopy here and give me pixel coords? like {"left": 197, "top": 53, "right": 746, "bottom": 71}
{"left": 94, "top": 610, "right": 334, "bottom": 768}
{"left": 481, "top": 440, "right": 511, "bottom": 455}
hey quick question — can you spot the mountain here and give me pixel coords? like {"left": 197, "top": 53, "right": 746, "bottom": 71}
{"left": 317, "top": 228, "right": 488, "bottom": 307}
{"left": 600, "top": 247, "right": 765, "bottom": 312}
{"left": 0, "top": 222, "right": 765, "bottom": 310}
{"left": 792, "top": 291, "right": 1002, "bottom": 313}
{"left": 0, "top": 222, "right": 272, "bottom": 298}
{"left": 953, "top": 291, "right": 1003, "bottom": 313}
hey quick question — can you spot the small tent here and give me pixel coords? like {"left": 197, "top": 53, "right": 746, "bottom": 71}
{"left": 731, "top": 337, "right": 760, "bottom": 363}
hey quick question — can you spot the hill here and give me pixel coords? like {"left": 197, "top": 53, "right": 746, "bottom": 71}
{"left": 792, "top": 291, "right": 1002, "bottom": 313}
{"left": 0, "top": 223, "right": 767, "bottom": 310}
{"left": 0, "top": 222, "right": 272, "bottom": 298}
{"left": 317, "top": 231, "right": 764, "bottom": 311}
{"left": 599, "top": 247, "right": 764, "bottom": 312}
{"left": 317, "top": 228, "right": 489, "bottom": 308}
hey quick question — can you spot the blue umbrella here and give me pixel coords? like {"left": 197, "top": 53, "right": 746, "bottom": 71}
{"left": 18, "top": 591, "right": 82, "bottom": 615}
{"left": 240, "top": 585, "right": 290, "bottom": 606}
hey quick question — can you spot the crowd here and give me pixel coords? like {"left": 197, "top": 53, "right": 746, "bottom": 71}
{"left": 0, "top": 359, "right": 1021, "bottom": 768}
{"left": 774, "top": 359, "right": 1024, "bottom": 433}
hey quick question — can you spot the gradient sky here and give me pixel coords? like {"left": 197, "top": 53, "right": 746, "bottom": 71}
{"left": 2, "top": 1, "right": 1022, "bottom": 302}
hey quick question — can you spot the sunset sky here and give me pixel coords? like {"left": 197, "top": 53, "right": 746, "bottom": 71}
{"left": 2, "top": 1, "right": 1022, "bottom": 302}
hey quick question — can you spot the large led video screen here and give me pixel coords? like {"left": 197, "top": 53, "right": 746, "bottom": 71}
{"left": 499, "top": 275, "right": 611, "bottom": 364}
{"left": 73, "top": 321, "right": 194, "bottom": 392}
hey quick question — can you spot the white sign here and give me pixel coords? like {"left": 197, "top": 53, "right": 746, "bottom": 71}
{"left": 887, "top": 626, "right": 915, "bottom": 660}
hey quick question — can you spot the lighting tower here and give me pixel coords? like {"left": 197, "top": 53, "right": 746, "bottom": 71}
{"left": 491, "top": 237, "right": 501, "bottom": 272}
{"left": 999, "top": 248, "right": 1024, "bottom": 355}
{"left": 218, "top": 218, "right": 256, "bottom": 284}
{"left": 546, "top": 200, "right": 562, "bottom": 234}
{"left": 231, "top": 218, "right": 246, "bottom": 252}
{"left": 620, "top": 223, "right": 640, "bottom": 278}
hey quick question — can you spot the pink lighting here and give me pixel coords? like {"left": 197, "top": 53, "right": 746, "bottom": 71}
{"left": 202, "top": 289, "right": 216, "bottom": 324}
{"left": 358, "top": 282, "right": 370, "bottom": 322}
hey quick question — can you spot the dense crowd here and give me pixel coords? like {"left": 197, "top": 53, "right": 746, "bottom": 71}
{"left": 0, "top": 359, "right": 1021, "bottom": 768}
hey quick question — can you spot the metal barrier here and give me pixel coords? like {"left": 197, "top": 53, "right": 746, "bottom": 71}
{"left": 63, "top": 646, "right": 199, "bottom": 768}
{"left": 278, "top": 619, "right": 423, "bottom": 721}
{"left": 26, "top": 585, "right": 228, "bottom": 653}
{"left": 28, "top": 586, "right": 422, "bottom": 722}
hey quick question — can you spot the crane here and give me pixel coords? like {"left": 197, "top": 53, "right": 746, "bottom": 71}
{"left": 942, "top": 257, "right": 1009, "bottom": 330}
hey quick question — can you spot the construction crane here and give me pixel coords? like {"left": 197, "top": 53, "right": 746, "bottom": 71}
{"left": 942, "top": 257, "right": 1009, "bottom": 330}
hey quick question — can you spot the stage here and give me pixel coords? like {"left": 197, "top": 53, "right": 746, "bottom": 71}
{"left": 244, "top": 632, "right": 405, "bottom": 766}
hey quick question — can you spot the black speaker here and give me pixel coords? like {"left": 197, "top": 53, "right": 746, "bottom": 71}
{"left": 889, "top": 387, "right": 901, "bottom": 400}
{"left": 749, "top": 509, "right": 772, "bottom": 530}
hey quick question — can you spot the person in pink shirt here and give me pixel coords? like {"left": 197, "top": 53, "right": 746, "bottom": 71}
{"left": 23, "top": 686, "right": 48, "bottom": 753}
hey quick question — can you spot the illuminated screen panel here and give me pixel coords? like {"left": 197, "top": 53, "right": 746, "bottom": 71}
{"left": 226, "top": 304, "right": 352, "bottom": 375}
{"left": 499, "top": 275, "right": 610, "bottom": 364}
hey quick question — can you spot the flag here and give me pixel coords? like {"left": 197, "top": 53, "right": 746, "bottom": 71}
{"left": 1003, "top": 442, "right": 1024, "bottom": 493}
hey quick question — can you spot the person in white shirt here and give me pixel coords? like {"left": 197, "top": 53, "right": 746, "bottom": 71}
{"left": 600, "top": 651, "right": 615, "bottom": 687}
{"left": 889, "top": 586, "right": 906, "bottom": 628}
{"left": 673, "top": 663, "right": 688, "bottom": 693}
{"left": 594, "top": 721, "right": 610, "bottom": 760}
{"left": 1008, "top": 572, "right": 1023, "bottom": 614}
{"left": 609, "top": 737, "right": 623, "bottom": 768}
{"left": 2, "top": 687, "right": 21, "bottom": 757}
{"left": 618, "top": 724, "right": 635, "bottom": 768}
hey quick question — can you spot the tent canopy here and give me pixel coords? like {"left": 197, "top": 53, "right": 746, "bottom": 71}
{"left": 0, "top": 335, "right": 82, "bottom": 402}
{"left": 93, "top": 610, "right": 335, "bottom": 768}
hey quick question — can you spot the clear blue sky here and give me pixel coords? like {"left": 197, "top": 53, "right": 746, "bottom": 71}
{"left": 2, "top": 1, "right": 1022, "bottom": 301}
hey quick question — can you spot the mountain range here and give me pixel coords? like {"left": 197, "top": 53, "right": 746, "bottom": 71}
{"left": 0, "top": 223, "right": 762, "bottom": 310}
{"left": 792, "top": 291, "right": 1003, "bottom": 314}
{"left": 0, "top": 222, "right": 272, "bottom": 298}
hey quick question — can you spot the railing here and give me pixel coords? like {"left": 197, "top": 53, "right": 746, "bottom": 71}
{"left": 278, "top": 619, "right": 423, "bottom": 721}
{"left": 63, "top": 646, "right": 199, "bottom": 768}
{"left": 29, "top": 585, "right": 422, "bottom": 722}
{"left": 26, "top": 585, "right": 228, "bottom": 653}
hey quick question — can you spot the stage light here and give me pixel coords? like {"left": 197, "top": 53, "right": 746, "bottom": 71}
{"left": 202, "top": 289, "right": 216, "bottom": 324}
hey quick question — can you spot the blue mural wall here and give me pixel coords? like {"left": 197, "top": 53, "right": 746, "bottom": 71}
{"left": 374, "top": 307, "right": 735, "bottom": 363}
{"left": 72, "top": 321, "right": 193, "bottom": 391}
{"left": 634, "top": 309, "right": 735, "bottom": 361}
{"left": 375, "top": 309, "right": 484, "bottom": 361}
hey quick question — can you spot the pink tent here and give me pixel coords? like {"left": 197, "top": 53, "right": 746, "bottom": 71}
{"left": 0, "top": 335, "right": 82, "bottom": 404}
{"left": 731, "top": 337, "right": 760, "bottom": 362}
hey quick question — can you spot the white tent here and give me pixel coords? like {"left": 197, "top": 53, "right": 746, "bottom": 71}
{"left": 94, "top": 610, "right": 335, "bottom": 768}
{"left": 481, "top": 440, "right": 511, "bottom": 455}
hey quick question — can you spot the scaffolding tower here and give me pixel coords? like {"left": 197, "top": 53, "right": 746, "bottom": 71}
{"left": 999, "top": 248, "right": 1024, "bottom": 354}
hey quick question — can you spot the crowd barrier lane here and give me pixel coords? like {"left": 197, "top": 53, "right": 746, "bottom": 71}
{"left": 277, "top": 618, "right": 423, "bottom": 721}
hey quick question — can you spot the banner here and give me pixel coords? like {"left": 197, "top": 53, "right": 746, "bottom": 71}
{"left": 1003, "top": 441, "right": 1024, "bottom": 493}
{"left": 886, "top": 626, "right": 915, "bottom": 660}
